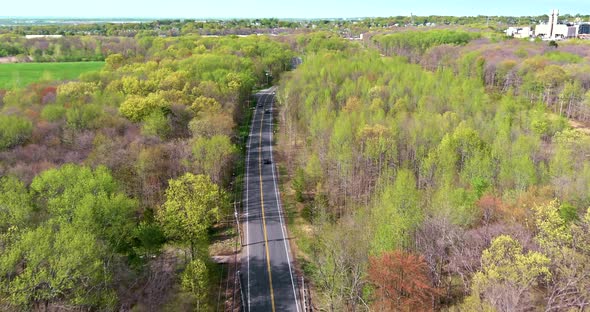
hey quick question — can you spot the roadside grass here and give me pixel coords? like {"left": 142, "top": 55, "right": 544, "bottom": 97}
{"left": 205, "top": 95, "right": 256, "bottom": 312}
{"left": 0, "top": 61, "right": 104, "bottom": 89}
{"left": 273, "top": 108, "right": 316, "bottom": 279}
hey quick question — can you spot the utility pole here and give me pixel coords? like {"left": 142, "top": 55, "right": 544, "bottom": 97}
{"left": 234, "top": 201, "right": 242, "bottom": 246}
{"left": 237, "top": 271, "right": 246, "bottom": 312}
{"left": 301, "top": 277, "right": 306, "bottom": 311}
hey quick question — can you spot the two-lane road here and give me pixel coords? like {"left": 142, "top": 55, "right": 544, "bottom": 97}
{"left": 241, "top": 88, "right": 300, "bottom": 312}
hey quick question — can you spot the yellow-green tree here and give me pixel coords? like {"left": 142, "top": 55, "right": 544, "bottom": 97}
{"left": 533, "top": 200, "right": 590, "bottom": 310}
{"left": 192, "top": 135, "right": 237, "bottom": 184}
{"left": 0, "top": 176, "right": 32, "bottom": 232}
{"left": 181, "top": 258, "right": 209, "bottom": 310}
{"left": 119, "top": 92, "right": 171, "bottom": 122}
{"left": 461, "top": 235, "right": 550, "bottom": 312}
{"left": 158, "top": 173, "right": 224, "bottom": 259}
{"left": 0, "top": 223, "right": 116, "bottom": 310}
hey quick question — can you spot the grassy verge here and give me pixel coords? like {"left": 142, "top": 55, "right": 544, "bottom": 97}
{"left": 0, "top": 61, "right": 104, "bottom": 89}
{"left": 206, "top": 94, "right": 257, "bottom": 311}
{"left": 272, "top": 106, "right": 316, "bottom": 283}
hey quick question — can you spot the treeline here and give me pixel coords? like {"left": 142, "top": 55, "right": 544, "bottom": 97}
{"left": 362, "top": 14, "right": 590, "bottom": 28}
{"left": 0, "top": 19, "right": 304, "bottom": 37}
{"left": 4, "top": 14, "right": 590, "bottom": 38}
{"left": 0, "top": 33, "right": 298, "bottom": 65}
{"left": 277, "top": 40, "right": 590, "bottom": 310}
{"left": 0, "top": 35, "right": 141, "bottom": 62}
{"left": 0, "top": 35, "right": 293, "bottom": 310}
{"left": 372, "top": 30, "right": 481, "bottom": 62}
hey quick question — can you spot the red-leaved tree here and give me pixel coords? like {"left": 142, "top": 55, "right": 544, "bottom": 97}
{"left": 368, "top": 250, "right": 438, "bottom": 311}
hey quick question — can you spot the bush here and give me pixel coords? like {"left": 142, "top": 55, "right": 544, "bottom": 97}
{"left": 292, "top": 168, "right": 305, "bottom": 202}
{"left": 559, "top": 202, "right": 579, "bottom": 223}
{"left": 66, "top": 104, "right": 103, "bottom": 130}
{"left": 41, "top": 104, "right": 67, "bottom": 122}
{"left": 0, "top": 115, "right": 32, "bottom": 150}
{"left": 141, "top": 110, "right": 170, "bottom": 138}
{"left": 544, "top": 51, "right": 582, "bottom": 64}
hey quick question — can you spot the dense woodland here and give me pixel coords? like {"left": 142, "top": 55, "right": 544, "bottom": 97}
{"left": 0, "top": 34, "right": 293, "bottom": 310}
{"left": 2, "top": 23, "right": 590, "bottom": 311}
{"left": 277, "top": 31, "right": 590, "bottom": 310}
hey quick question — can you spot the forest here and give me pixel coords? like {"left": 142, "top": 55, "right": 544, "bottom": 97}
{"left": 2, "top": 21, "right": 590, "bottom": 311}
{"left": 276, "top": 31, "right": 590, "bottom": 310}
{"left": 0, "top": 34, "right": 293, "bottom": 310}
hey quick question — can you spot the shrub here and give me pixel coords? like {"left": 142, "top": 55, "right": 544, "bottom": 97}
{"left": 544, "top": 51, "right": 583, "bottom": 64}
{"left": 0, "top": 115, "right": 33, "bottom": 150}
{"left": 141, "top": 110, "right": 170, "bottom": 138}
{"left": 41, "top": 104, "right": 67, "bottom": 122}
{"left": 66, "top": 104, "right": 103, "bottom": 130}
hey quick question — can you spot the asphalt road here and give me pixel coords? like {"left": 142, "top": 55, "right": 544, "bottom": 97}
{"left": 241, "top": 87, "right": 301, "bottom": 312}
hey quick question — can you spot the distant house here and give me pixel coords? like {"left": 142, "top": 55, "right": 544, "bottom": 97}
{"left": 25, "top": 35, "right": 64, "bottom": 39}
{"left": 506, "top": 27, "right": 532, "bottom": 38}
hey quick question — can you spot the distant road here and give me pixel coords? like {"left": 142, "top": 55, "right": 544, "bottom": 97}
{"left": 241, "top": 87, "right": 300, "bottom": 312}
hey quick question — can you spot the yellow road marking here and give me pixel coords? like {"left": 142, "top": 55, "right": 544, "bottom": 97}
{"left": 258, "top": 94, "right": 276, "bottom": 312}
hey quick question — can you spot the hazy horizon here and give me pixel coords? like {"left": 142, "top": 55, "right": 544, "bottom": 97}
{"left": 2, "top": 0, "right": 589, "bottom": 19}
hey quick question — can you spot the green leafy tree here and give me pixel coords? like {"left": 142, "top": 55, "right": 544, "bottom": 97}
{"left": 141, "top": 110, "right": 171, "bottom": 138}
{"left": 188, "top": 112, "right": 235, "bottom": 138}
{"left": 372, "top": 169, "right": 422, "bottom": 253}
{"left": 119, "top": 92, "right": 171, "bottom": 122}
{"left": 30, "top": 164, "right": 136, "bottom": 252}
{"left": 56, "top": 81, "right": 99, "bottom": 104}
{"left": 192, "top": 135, "right": 237, "bottom": 184}
{"left": 105, "top": 53, "right": 124, "bottom": 70}
{"left": 158, "top": 173, "right": 224, "bottom": 259}
{"left": 0, "top": 176, "right": 33, "bottom": 232}
{"left": 189, "top": 95, "right": 221, "bottom": 115}
{"left": 0, "top": 223, "right": 116, "bottom": 310}
{"left": 181, "top": 258, "right": 209, "bottom": 311}
{"left": 132, "top": 221, "right": 166, "bottom": 258}
{"left": 533, "top": 200, "right": 590, "bottom": 310}
{"left": 65, "top": 104, "right": 103, "bottom": 130}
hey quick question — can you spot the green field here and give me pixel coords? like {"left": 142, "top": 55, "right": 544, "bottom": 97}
{"left": 0, "top": 62, "right": 104, "bottom": 89}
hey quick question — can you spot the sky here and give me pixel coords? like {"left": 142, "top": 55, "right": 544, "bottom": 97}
{"left": 1, "top": 0, "right": 589, "bottom": 19}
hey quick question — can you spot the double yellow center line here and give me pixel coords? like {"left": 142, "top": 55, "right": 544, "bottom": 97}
{"left": 258, "top": 93, "right": 276, "bottom": 312}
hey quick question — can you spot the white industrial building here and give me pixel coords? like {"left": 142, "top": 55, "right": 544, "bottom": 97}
{"left": 534, "top": 9, "right": 577, "bottom": 39}
{"left": 580, "top": 23, "right": 590, "bottom": 39}
{"left": 25, "top": 35, "right": 64, "bottom": 39}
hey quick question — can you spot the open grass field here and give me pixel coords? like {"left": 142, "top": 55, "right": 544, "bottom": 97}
{"left": 0, "top": 62, "right": 104, "bottom": 89}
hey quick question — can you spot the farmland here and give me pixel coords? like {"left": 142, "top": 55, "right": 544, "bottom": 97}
{"left": 0, "top": 61, "right": 104, "bottom": 89}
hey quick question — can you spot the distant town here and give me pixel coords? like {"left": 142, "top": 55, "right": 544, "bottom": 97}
{"left": 506, "top": 9, "right": 590, "bottom": 40}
